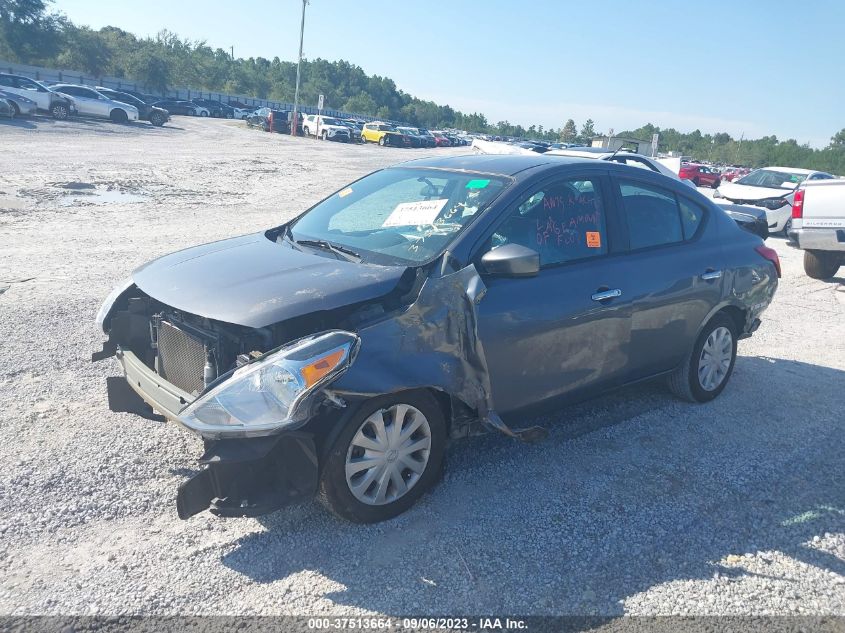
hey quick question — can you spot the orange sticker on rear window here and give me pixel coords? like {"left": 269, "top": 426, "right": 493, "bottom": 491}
{"left": 586, "top": 231, "right": 602, "bottom": 248}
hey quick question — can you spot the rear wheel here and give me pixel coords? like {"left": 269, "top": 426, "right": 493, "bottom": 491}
{"left": 199, "top": 110, "right": 208, "bottom": 117}
{"left": 378, "top": 135, "right": 386, "bottom": 146}
{"left": 319, "top": 391, "right": 446, "bottom": 523}
{"left": 712, "top": 179, "right": 721, "bottom": 189}
{"left": 782, "top": 217, "right": 792, "bottom": 236}
{"left": 109, "top": 109, "right": 128, "bottom": 124}
{"left": 322, "top": 130, "right": 329, "bottom": 141}
{"left": 692, "top": 177, "right": 700, "bottom": 187}
{"left": 10, "top": 102, "right": 19, "bottom": 116}
{"left": 669, "top": 314, "right": 737, "bottom": 403}
{"left": 149, "top": 112, "right": 165, "bottom": 127}
{"left": 804, "top": 250, "right": 841, "bottom": 279}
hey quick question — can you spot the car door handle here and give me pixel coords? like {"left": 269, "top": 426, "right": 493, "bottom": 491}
{"left": 700, "top": 269, "right": 723, "bottom": 281}
{"left": 591, "top": 288, "right": 622, "bottom": 302}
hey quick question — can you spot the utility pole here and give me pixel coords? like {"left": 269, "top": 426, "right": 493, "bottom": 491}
{"left": 231, "top": 46, "right": 234, "bottom": 61}
{"left": 291, "top": 0, "right": 308, "bottom": 136}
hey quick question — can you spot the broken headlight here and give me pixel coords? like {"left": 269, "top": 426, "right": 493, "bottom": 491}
{"left": 178, "top": 330, "right": 359, "bottom": 438}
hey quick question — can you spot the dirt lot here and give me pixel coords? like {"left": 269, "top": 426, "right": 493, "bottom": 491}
{"left": 0, "top": 116, "right": 843, "bottom": 617}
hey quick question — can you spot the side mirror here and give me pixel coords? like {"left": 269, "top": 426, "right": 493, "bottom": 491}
{"left": 481, "top": 243, "right": 540, "bottom": 277}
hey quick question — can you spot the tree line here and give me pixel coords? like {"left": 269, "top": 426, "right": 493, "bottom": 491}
{"left": 2, "top": 0, "right": 844, "bottom": 173}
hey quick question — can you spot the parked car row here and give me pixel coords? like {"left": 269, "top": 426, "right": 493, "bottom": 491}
{"left": 0, "top": 72, "right": 177, "bottom": 126}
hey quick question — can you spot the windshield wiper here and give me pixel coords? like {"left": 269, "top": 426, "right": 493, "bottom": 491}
{"left": 295, "top": 238, "right": 361, "bottom": 262}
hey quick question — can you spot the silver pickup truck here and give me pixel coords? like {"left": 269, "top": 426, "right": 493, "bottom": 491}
{"left": 788, "top": 179, "right": 845, "bottom": 279}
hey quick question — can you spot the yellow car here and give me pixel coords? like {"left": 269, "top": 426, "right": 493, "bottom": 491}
{"left": 361, "top": 122, "right": 408, "bottom": 147}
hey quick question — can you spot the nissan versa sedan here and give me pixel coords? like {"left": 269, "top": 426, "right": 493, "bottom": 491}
{"left": 95, "top": 155, "right": 779, "bottom": 523}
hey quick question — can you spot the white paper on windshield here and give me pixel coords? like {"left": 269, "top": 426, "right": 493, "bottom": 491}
{"left": 382, "top": 199, "right": 449, "bottom": 227}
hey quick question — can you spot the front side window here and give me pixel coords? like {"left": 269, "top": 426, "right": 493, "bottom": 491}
{"left": 290, "top": 168, "right": 508, "bottom": 265}
{"left": 619, "top": 181, "right": 683, "bottom": 250}
{"left": 490, "top": 178, "right": 607, "bottom": 266}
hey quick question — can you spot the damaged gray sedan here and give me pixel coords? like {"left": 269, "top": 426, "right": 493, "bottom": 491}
{"left": 94, "top": 155, "right": 779, "bottom": 522}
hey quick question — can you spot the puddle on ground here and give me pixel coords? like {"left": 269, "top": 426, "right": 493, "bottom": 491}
{"left": 58, "top": 186, "right": 148, "bottom": 206}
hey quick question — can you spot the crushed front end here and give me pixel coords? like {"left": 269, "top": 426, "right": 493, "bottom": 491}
{"left": 93, "top": 283, "right": 359, "bottom": 519}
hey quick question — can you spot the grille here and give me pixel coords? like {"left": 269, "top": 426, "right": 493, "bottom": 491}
{"left": 157, "top": 320, "right": 207, "bottom": 395}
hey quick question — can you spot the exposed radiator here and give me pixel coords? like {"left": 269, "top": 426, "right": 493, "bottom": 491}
{"left": 156, "top": 320, "right": 207, "bottom": 395}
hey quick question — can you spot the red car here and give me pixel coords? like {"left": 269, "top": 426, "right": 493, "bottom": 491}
{"left": 679, "top": 163, "right": 721, "bottom": 188}
{"left": 431, "top": 132, "right": 451, "bottom": 147}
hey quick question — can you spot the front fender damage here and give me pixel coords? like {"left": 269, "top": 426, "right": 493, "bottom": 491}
{"left": 330, "top": 260, "right": 547, "bottom": 443}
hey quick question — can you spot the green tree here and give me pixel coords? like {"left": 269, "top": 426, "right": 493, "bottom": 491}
{"left": 579, "top": 119, "right": 596, "bottom": 142}
{"left": 56, "top": 25, "right": 111, "bottom": 76}
{"left": 0, "top": 0, "right": 65, "bottom": 62}
{"left": 830, "top": 129, "right": 845, "bottom": 148}
{"left": 561, "top": 119, "right": 577, "bottom": 142}
{"left": 343, "top": 92, "right": 377, "bottom": 116}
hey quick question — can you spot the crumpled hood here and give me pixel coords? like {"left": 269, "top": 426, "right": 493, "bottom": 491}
{"left": 132, "top": 232, "right": 407, "bottom": 328}
{"left": 718, "top": 181, "right": 794, "bottom": 202}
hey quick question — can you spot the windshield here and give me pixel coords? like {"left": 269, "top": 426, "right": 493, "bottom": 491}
{"left": 289, "top": 168, "right": 508, "bottom": 265}
{"left": 737, "top": 169, "right": 807, "bottom": 189}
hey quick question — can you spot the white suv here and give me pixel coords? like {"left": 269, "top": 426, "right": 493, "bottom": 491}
{"left": 0, "top": 73, "right": 76, "bottom": 119}
{"left": 301, "top": 115, "right": 351, "bottom": 142}
{"left": 50, "top": 84, "right": 139, "bottom": 123}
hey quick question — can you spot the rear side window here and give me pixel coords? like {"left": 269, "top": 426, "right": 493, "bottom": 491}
{"left": 678, "top": 197, "right": 706, "bottom": 239}
{"left": 619, "top": 181, "right": 683, "bottom": 250}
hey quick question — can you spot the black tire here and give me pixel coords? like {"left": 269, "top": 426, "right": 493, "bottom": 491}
{"left": 149, "top": 112, "right": 165, "bottom": 127}
{"left": 322, "top": 130, "right": 329, "bottom": 141}
{"left": 110, "top": 109, "right": 128, "bottom": 124}
{"left": 378, "top": 135, "right": 386, "bottom": 146}
{"left": 804, "top": 250, "right": 840, "bottom": 279}
{"left": 10, "top": 102, "right": 19, "bottom": 116}
{"left": 226, "top": 112, "right": 234, "bottom": 119}
{"left": 782, "top": 217, "right": 792, "bottom": 236}
{"left": 199, "top": 110, "right": 208, "bottom": 117}
{"left": 668, "top": 313, "right": 737, "bottom": 403}
{"left": 318, "top": 390, "right": 447, "bottom": 523}
{"left": 50, "top": 103, "right": 69, "bottom": 120}
{"left": 712, "top": 179, "right": 721, "bottom": 189}
{"left": 360, "top": 135, "right": 367, "bottom": 144}
{"left": 692, "top": 177, "right": 700, "bottom": 187}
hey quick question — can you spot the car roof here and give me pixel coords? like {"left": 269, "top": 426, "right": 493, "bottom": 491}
{"left": 763, "top": 166, "right": 815, "bottom": 174}
{"left": 397, "top": 154, "right": 571, "bottom": 176}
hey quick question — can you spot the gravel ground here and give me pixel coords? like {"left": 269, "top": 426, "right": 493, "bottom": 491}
{"left": 0, "top": 115, "right": 843, "bottom": 617}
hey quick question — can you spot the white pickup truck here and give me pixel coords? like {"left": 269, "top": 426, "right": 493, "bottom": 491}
{"left": 788, "top": 179, "right": 845, "bottom": 279}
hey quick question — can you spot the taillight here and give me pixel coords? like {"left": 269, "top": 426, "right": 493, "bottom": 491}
{"left": 755, "top": 244, "right": 781, "bottom": 278}
{"left": 792, "top": 188, "right": 804, "bottom": 219}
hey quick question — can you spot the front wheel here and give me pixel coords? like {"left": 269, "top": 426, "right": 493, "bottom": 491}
{"left": 322, "top": 130, "right": 329, "bottom": 141}
{"left": 109, "top": 109, "right": 128, "bottom": 123}
{"left": 149, "top": 112, "right": 165, "bottom": 127}
{"left": 378, "top": 136, "right": 386, "bottom": 146}
{"left": 712, "top": 179, "right": 721, "bottom": 189}
{"left": 50, "top": 103, "right": 69, "bottom": 120}
{"left": 199, "top": 110, "right": 208, "bottom": 117}
{"left": 319, "top": 391, "right": 446, "bottom": 523}
{"left": 804, "top": 250, "right": 841, "bottom": 279}
{"left": 668, "top": 314, "right": 737, "bottom": 403}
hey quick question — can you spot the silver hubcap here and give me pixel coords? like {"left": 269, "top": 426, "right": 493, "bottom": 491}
{"left": 345, "top": 404, "right": 431, "bottom": 506}
{"left": 698, "top": 326, "right": 733, "bottom": 391}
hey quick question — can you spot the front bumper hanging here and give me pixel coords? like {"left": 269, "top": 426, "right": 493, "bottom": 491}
{"left": 177, "top": 433, "right": 319, "bottom": 519}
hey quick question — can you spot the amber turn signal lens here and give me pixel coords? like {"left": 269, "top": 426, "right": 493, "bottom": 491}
{"left": 299, "top": 349, "right": 346, "bottom": 388}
